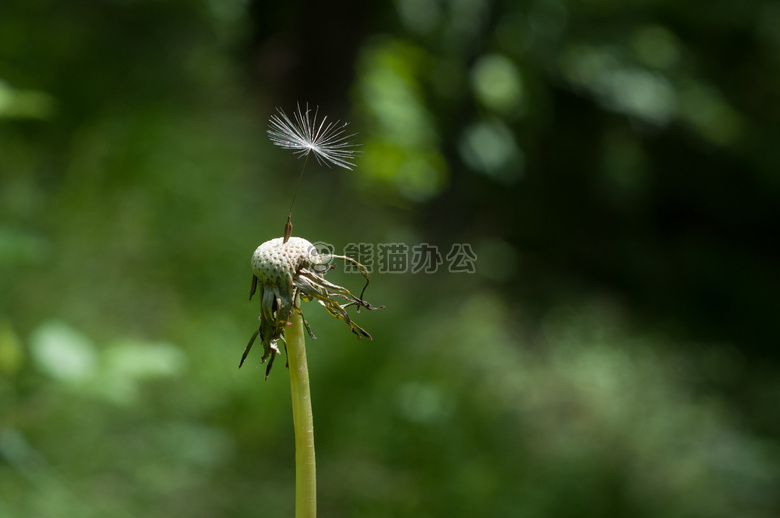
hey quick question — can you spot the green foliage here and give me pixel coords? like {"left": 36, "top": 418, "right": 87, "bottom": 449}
{"left": 1, "top": 0, "right": 779, "bottom": 517}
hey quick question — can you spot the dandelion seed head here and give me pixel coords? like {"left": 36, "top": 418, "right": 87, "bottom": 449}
{"left": 243, "top": 235, "right": 382, "bottom": 377}
{"left": 251, "top": 237, "right": 322, "bottom": 286}
{"left": 268, "top": 102, "right": 360, "bottom": 170}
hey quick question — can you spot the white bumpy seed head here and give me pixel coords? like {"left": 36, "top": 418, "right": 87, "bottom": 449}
{"left": 251, "top": 237, "right": 323, "bottom": 286}
{"left": 243, "top": 235, "right": 382, "bottom": 378}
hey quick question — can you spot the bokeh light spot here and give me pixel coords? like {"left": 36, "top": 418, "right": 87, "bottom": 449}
{"left": 471, "top": 54, "right": 524, "bottom": 114}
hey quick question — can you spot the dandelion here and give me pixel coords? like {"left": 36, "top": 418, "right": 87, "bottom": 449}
{"left": 243, "top": 103, "right": 380, "bottom": 518}
{"left": 268, "top": 102, "right": 361, "bottom": 242}
{"left": 241, "top": 236, "right": 380, "bottom": 378}
{"left": 268, "top": 102, "right": 360, "bottom": 170}
{"left": 251, "top": 103, "right": 374, "bottom": 373}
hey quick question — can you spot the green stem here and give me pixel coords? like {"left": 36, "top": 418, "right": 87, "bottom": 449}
{"left": 287, "top": 304, "right": 316, "bottom": 518}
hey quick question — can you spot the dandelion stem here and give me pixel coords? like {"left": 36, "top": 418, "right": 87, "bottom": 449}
{"left": 287, "top": 300, "right": 316, "bottom": 518}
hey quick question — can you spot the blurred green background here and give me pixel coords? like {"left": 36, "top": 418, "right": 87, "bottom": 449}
{"left": 2, "top": 0, "right": 779, "bottom": 516}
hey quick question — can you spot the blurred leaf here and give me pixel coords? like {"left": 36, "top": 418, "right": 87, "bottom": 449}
{"left": 29, "top": 321, "right": 97, "bottom": 384}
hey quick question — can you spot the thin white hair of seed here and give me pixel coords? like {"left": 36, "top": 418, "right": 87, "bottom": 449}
{"left": 268, "top": 102, "right": 361, "bottom": 170}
